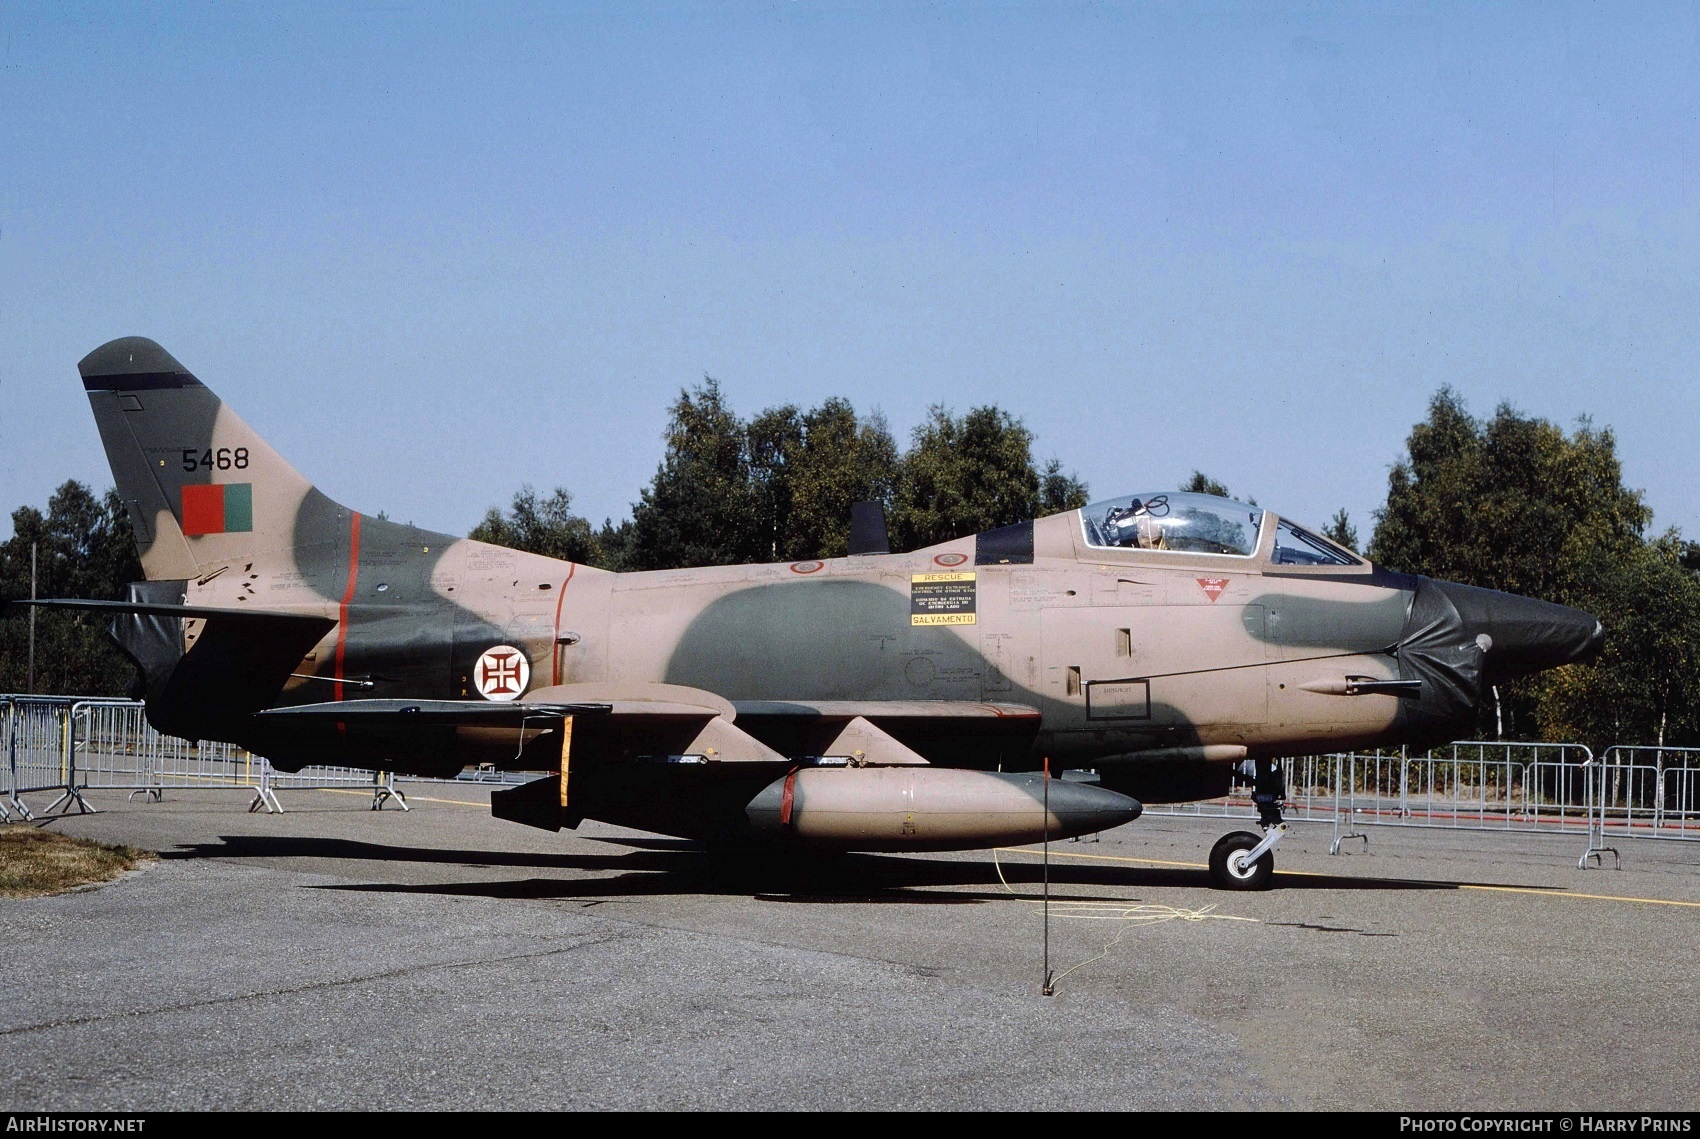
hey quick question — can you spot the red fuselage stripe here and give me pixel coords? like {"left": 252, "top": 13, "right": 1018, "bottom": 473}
{"left": 780, "top": 767, "right": 799, "bottom": 827}
{"left": 334, "top": 513, "right": 362, "bottom": 703}
{"left": 551, "top": 563, "right": 577, "bottom": 686}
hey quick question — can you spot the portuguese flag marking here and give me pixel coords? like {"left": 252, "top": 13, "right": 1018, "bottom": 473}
{"left": 181, "top": 483, "right": 253, "bottom": 536}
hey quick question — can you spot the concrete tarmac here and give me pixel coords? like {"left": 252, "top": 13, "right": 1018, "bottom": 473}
{"left": 4, "top": 784, "right": 1698, "bottom": 1111}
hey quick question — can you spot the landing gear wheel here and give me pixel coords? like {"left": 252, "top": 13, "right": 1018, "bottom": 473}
{"left": 1209, "top": 831, "right": 1273, "bottom": 891}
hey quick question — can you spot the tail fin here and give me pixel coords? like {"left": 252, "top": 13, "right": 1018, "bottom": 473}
{"left": 80, "top": 337, "right": 341, "bottom": 579}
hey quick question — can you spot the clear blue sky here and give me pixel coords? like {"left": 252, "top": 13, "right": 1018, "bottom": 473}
{"left": 4, "top": 2, "right": 1698, "bottom": 545}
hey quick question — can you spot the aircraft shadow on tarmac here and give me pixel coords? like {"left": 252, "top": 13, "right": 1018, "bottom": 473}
{"left": 162, "top": 834, "right": 1541, "bottom": 903}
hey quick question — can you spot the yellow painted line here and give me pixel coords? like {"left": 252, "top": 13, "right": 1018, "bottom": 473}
{"left": 1455, "top": 884, "right": 1700, "bottom": 909}
{"left": 311, "top": 787, "right": 486, "bottom": 808}
{"left": 997, "top": 846, "right": 1700, "bottom": 910}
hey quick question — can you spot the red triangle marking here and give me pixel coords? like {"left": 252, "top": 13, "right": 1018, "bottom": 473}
{"left": 1196, "top": 577, "right": 1229, "bottom": 602}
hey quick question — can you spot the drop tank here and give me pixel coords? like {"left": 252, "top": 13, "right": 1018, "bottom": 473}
{"left": 745, "top": 766, "right": 1141, "bottom": 852}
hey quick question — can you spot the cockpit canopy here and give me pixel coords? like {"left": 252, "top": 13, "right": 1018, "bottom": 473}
{"left": 1078, "top": 491, "right": 1360, "bottom": 566}
{"left": 1082, "top": 492, "right": 1262, "bottom": 555}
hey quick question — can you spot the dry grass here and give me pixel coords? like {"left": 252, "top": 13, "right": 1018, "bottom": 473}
{"left": 0, "top": 824, "right": 155, "bottom": 898}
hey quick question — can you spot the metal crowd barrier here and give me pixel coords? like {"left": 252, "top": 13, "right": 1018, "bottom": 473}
{"left": 1, "top": 698, "right": 12, "bottom": 820}
{"left": 1144, "top": 742, "right": 1604, "bottom": 863}
{"left": 1579, "top": 746, "right": 1700, "bottom": 869}
{"left": 1, "top": 698, "right": 17, "bottom": 820}
{"left": 2, "top": 696, "right": 406, "bottom": 815}
{"left": 3, "top": 695, "right": 87, "bottom": 819}
{"left": 258, "top": 763, "right": 408, "bottom": 813}
{"left": 71, "top": 698, "right": 258, "bottom": 804}
{"left": 1140, "top": 754, "right": 1339, "bottom": 823}
{"left": 1325, "top": 741, "right": 1596, "bottom": 859}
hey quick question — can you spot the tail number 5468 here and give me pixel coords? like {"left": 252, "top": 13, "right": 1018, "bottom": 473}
{"left": 182, "top": 447, "right": 249, "bottom": 472}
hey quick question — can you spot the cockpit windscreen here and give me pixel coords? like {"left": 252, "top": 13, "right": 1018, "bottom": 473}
{"left": 1271, "top": 517, "right": 1361, "bottom": 566}
{"left": 1081, "top": 492, "right": 1263, "bottom": 556}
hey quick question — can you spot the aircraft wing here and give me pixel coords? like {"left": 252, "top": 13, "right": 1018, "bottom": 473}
{"left": 252, "top": 699, "right": 612, "bottom": 727}
{"left": 251, "top": 690, "right": 789, "bottom": 774}
{"left": 733, "top": 699, "right": 1039, "bottom": 723}
{"left": 247, "top": 692, "right": 1043, "bottom": 774}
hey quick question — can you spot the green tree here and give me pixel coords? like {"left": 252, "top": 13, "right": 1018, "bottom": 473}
{"left": 746, "top": 404, "right": 806, "bottom": 561}
{"left": 484, "top": 387, "right": 1082, "bottom": 569}
{"left": 595, "top": 517, "right": 635, "bottom": 572}
{"left": 625, "top": 378, "right": 762, "bottom": 570}
{"left": 1534, "top": 534, "right": 1700, "bottom": 749}
{"left": 671, "top": 394, "right": 899, "bottom": 564}
{"left": 889, "top": 405, "right": 1085, "bottom": 550}
{"left": 1181, "top": 471, "right": 1231, "bottom": 498}
{"left": 470, "top": 485, "right": 607, "bottom": 567}
{"left": 1040, "top": 458, "right": 1090, "bottom": 514}
{"left": 0, "top": 482, "right": 142, "bottom": 695}
{"left": 1370, "top": 389, "right": 1649, "bottom": 602}
{"left": 1179, "top": 470, "right": 1255, "bottom": 505}
{"left": 1367, "top": 389, "right": 1664, "bottom": 743}
{"left": 771, "top": 401, "right": 904, "bottom": 561}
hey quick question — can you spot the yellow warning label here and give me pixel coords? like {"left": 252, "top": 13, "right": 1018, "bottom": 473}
{"left": 911, "top": 572, "right": 977, "bottom": 625}
{"left": 911, "top": 613, "right": 977, "bottom": 626}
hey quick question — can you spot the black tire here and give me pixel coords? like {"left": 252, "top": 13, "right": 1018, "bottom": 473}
{"left": 1208, "top": 831, "right": 1273, "bottom": 891}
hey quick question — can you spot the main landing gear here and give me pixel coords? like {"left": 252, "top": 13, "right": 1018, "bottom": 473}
{"left": 1208, "top": 759, "right": 1287, "bottom": 891}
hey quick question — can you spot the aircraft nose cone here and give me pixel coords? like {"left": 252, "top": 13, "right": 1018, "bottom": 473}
{"left": 1429, "top": 579, "right": 1605, "bottom": 680}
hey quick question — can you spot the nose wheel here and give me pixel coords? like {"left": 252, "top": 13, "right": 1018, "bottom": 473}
{"left": 1207, "top": 759, "right": 1287, "bottom": 891}
{"left": 1210, "top": 831, "right": 1275, "bottom": 890}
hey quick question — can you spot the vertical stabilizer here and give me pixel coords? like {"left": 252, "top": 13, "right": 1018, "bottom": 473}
{"left": 79, "top": 337, "right": 338, "bottom": 579}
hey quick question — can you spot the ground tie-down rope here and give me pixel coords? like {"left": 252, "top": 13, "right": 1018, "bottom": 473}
{"left": 992, "top": 847, "right": 1260, "bottom": 990}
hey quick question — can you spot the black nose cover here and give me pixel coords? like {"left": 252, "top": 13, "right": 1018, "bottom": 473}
{"left": 1428, "top": 579, "right": 1605, "bottom": 680}
{"left": 1394, "top": 577, "right": 1489, "bottom": 745}
{"left": 1393, "top": 577, "right": 1604, "bottom": 747}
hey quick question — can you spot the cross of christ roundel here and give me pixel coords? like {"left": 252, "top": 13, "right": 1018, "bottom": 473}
{"left": 474, "top": 645, "right": 531, "bottom": 702}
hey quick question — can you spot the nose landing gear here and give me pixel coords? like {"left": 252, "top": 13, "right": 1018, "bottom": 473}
{"left": 1208, "top": 759, "right": 1287, "bottom": 891}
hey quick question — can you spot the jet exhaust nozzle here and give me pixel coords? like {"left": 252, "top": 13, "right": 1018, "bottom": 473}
{"left": 745, "top": 767, "right": 1141, "bottom": 852}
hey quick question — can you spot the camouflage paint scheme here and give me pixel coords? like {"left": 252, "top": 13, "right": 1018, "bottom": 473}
{"left": 69, "top": 338, "right": 1604, "bottom": 855}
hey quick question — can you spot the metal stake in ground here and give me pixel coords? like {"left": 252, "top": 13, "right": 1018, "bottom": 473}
{"left": 1042, "top": 755, "right": 1054, "bottom": 997}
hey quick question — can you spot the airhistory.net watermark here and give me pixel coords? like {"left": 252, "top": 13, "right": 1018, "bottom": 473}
{"left": 5, "top": 1120, "right": 146, "bottom": 1133}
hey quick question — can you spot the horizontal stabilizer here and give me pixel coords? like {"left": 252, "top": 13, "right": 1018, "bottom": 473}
{"left": 5, "top": 597, "right": 331, "bottom": 624}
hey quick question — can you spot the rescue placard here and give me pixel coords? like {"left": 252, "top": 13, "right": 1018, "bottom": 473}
{"left": 911, "top": 572, "right": 977, "bottom": 626}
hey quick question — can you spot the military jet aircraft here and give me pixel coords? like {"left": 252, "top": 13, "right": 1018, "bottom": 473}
{"left": 20, "top": 337, "right": 1604, "bottom": 888}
